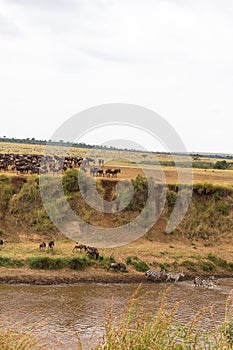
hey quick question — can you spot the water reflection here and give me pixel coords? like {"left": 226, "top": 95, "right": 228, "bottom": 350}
{"left": 0, "top": 279, "right": 233, "bottom": 349}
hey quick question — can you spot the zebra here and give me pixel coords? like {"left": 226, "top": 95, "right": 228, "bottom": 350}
{"left": 194, "top": 276, "right": 219, "bottom": 288}
{"left": 194, "top": 276, "right": 204, "bottom": 287}
{"left": 145, "top": 270, "right": 167, "bottom": 282}
{"left": 208, "top": 275, "right": 220, "bottom": 285}
{"left": 166, "top": 272, "right": 185, "bottom": 283}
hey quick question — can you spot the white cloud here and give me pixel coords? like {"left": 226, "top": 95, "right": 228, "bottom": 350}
{"left": 0, "top": 0, "right": 232, "bottom": 153}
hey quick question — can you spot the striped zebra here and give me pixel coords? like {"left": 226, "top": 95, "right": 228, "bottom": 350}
{"left": 194, "top": 276, "right": 204, "bottom": 287}
{"left": 194, "top": 276, "right": 219, "bottom": 288}
{"left": 145, "top": 269, "right": 167, "bottom": 282}
{"left": 166, "top": 272, "right": 185, "bottom": 283}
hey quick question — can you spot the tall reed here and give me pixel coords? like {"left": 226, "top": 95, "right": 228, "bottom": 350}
{"left": 94, "top": 285, "right": 233, "bottom": 350}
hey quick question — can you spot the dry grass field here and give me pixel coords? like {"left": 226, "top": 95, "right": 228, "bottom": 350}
{"left": 0, "top": 140, "right": 233, "bottom": 281}
{"left": 0, "top": 141, "right": 233, "bottom": 185}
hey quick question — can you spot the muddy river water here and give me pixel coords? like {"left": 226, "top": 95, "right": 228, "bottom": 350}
{"left": 0, "top": 279, "right": 233, "bottom": 349}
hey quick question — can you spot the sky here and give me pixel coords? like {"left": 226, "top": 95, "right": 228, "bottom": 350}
{"left": 0, "top": 0, "right": 233, "bottom": 153}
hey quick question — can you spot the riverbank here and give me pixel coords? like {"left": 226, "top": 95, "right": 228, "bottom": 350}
{"left": 1, "top": 239, "right": 233, "bottom": 285}
{"left": 0, "top": 266, "right": 232, "bottom": 285}
{"left": 0, "top": 267, "right": 144, "bottom": 285}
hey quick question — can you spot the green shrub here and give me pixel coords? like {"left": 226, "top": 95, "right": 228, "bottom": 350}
{"left": 0, "top": 257, "right": 24, "bottom": 267}
{"left": 62, "top": 169, "right": 79, "bottom": 193}
{"left": 98, "top": 255, "right": 116, "bottom": 268}
{"left": 159, "top": 262, "right": 170, "bottom": 271}
{"left": 126, "top": 256, "right": 132, "bottom": 265}
{"left": 217, "top": 203, "right": 231, "bottom": 215}
{"left": 132, "top": 260, "right": 149, "bottom": 272}
{"left": 181, "top": 260, "right": 197, "bottom": 272}
{"left": 129, "top": 175, "right": 148, "bottom": 211}
{"left": 28, "top": 256, "right": 93, "bottom": 270}
{"left": 214, "top": 160, "right": 229, "bottom": 170}
{"left": 126, "top": 256, "right": 138, "bottom": 266}
{"left": 167, "top": 190, "right": 177, "bottom": 215}
{"left": 0, "top": 175, "right": 13, "bottom": 218}
{"left": 207, "top": 253, "right": 228, "bottom": 269}
{"left": 199, "top": 260, "right": 216, "bottom": 272}
{"left": 28, "top": 257, "right": 65, "bottom": 270}
{"left": 65, "top": 257, "right": 91, "bottom": 270}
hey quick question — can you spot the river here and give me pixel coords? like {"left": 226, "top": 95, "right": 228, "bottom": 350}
{"left": 0, "top": 279, "right": 233, "bottom": 349}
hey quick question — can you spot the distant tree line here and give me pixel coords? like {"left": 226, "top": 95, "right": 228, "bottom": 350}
{"left": 0, "top": 137, "right": 232, "bottom": 159}
{"left": 140, "top": 159, "right": 233, "bottom": 170}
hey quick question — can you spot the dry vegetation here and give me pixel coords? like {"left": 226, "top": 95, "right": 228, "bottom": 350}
{"left": 0, "top": 141, "right": 233, "bottom": 280}
{"left": 0, "top": 142, "right": 233, "bottom": 349}
{"left": 1, "top": 141, "right": 233, "bottom": 184}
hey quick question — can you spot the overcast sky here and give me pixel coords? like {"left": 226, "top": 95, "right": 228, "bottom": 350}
{"left": 0, "top": 0, "right": 232, "bottom": 153}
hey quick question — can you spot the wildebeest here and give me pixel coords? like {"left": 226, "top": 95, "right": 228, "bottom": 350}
{"left": 39, "top": 242, "right": 46, "bottom": 250}
{"left": 87, "top": 246, "right": 99, "bottom": 260}
{"left": 48, "top": 240, "right": 54, "bottom": 249}
{"left": 0, "top": 239, "right": 3, "bottom": 246}
{"left": 108, "top": 262, "right": 126, "bottom": 271}
{"left": 90, "top": 167, "right": 104, "bottom": 177}
{"left": 0, "top": 153, "right": 86, "bottom": 175}
{"left": 72, "top": 242, "right": 87, "bottom": 252}
{"left": 105, "top": 168, "right": 121, "bottom": 177}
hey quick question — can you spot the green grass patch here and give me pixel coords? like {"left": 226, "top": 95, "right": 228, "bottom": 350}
{"left": 159, "top": 262, "right": 170, "bottom": 271}
{"left": 207, "top": 253, "right": 228, "bottom": 269}
{"left": 27, "top": 257, "right": 65, "bottom": 270}
{"left": 98, "top": 255, "right": 116, "bottom": 268}
{"left": 65, "top": 256, "right": 92, "bottom": 270}
{"left": 132, "top": 260, "right": 149, "bottom": 272}
{"left": 199, "top": 259, "right": 216, "bottom": 272}
{"left": 27, "top": 256, "right": 93, "bottom": 270}
{"left": 125, "top": 256, "right": 149, "bottom": 272}
{"left": 0, "top": 256, "right": 24, "bottom": 267}
{"left": 181, "top": 259, "right": 198, "bottom": 272}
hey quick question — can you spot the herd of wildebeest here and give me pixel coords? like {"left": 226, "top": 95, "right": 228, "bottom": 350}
{"left": 41, "top": 241, "right": 222, "bottom": 288}
{"left": 0, "top": 239, "right": 222, "bottom": 287}
{"left": 0, "top": 153, "right": 121, "bottom": 177}
{"left": 37, "top": 241, "right": 221, "bottom": 287}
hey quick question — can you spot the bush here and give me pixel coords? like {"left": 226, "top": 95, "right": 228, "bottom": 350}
{"left": 28, "top": 257, "right": 65, "bottom": 270}
{"left": 0, "top": 257, "right": 24, "bottom": 267}
{"left": 214, "top": 160, "right": 229, "bottom": 170}
{"left": 98, "top": 255, "right": 116, "bottom": 268}
{"left": 199, "top": 260, "right": 216, "bottom": 272}
{"left": 126, "top": 256, "right": 138, "bottom": 265}
{"left": 217, "top": 203, "right": 231, "bottom": 215}
{"left": 65, "top": 257, "right": 91, "bottom": 270}
{"left": 132, "top": 260, "right": 149, "bottom": 272}
{"left": 167, "top": 190, "right": 177, "bottom": 215}
{"left": 62, "top": 169, "right": 79, "bottom": 193}
{"left": 28, "top": 256, "right": 92, "bottom": 270}
{"left": 181, "top": 260, "right": 197, "bottom": 272}
{"left": 0, "top": 175, "right": 13, "bottom": 218}
{"left": 159, "top": 262, "right": 170, "bottom": 272}
{"left": 207, "top": 253, "right": 228, "bottom": 269}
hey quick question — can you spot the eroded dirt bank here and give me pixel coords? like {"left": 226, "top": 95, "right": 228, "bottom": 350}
{"left": 0, "top": 267, "right": 232, "bottom": 285}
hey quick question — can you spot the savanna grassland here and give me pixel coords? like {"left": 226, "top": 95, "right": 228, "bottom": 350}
{"left": 1, "top": 141, "right": 233, "bottom": 349}
{"left": 0, "top": 141, "right": 233, "bottom": 283}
